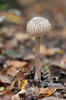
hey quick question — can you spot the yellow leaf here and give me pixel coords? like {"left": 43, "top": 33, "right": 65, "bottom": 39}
{"left": 34, "top": 87, "right": 57, "bottom": 98}
{"left": 0, "top": 11, "right": 22, "bottom": 24}
{"left": 57, "top": 50, "right": 64, "bottom": 55}
{"left": 21, "top": 80, "right": 27, "bottom": 90}
{"left": 6, "top": 13, "right": 22, "bottom": 24}
{"left": 18, "top": 78, "right": 21, "bottom": 89}
{"left": 44, "top": 87, "right": 57, "bottom": 97}
{"left": 18, "top": 79, "right": 27, "bottom": 90}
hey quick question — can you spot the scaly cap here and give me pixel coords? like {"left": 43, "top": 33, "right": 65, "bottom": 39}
{"left": 26, "top": 17, "right": 51, "bottom": 37}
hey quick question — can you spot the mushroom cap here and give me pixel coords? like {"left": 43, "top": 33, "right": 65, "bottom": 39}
{"left": 26, "top": 17, "right": 51, "bottom": 37}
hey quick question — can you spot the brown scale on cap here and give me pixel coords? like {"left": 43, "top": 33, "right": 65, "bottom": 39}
{"left": 26, "top": 17, "right": 51, "bottom": 81}
{"left": 26, "top": 17, "right": 51, "bottom": 37}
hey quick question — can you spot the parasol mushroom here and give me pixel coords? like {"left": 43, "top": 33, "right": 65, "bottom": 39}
{"left": 26, "top": 16, "right": 51, "bottom": 81}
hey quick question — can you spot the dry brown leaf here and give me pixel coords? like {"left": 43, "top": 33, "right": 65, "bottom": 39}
{"left": 5, "top": 60, "right": 28, "bottom": 68}
{"left": 23, "top": 53, "right": 35, "bottom": 60}
{"left": 3, "top": 60, "right": 28, "bottom": 77}
{"left": 11, "top": 90, "right": 26, "bottom": 100}
{"left": 14, "top": 32, "right": 29, "bottom": 41}
{"left": 6, "top": 80, "right": 16, "bottom": 91}
{"left": 40, "top": 45, "right": 46, "bottom": 55}
{"left": 34, "top": 87, "right": 57, "bottom": 98}
{"left": 40, "top": 45, "right": 55, "bottom": 56}
{"left": 51, "top": 61, "right": 66, "bottom": 70}
{"left": 15, "top": 32, "right": 34, "bottom": 41}
{"left": 0, "top": 74, "right": 11, "bottom": 84}
{"left": 7, "top": 67, "right": 17, "bottom": 77}
{"left": 47, "top": 48, "right": 55, "bottom": 56}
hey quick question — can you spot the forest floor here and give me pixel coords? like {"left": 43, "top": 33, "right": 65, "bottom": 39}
{"left": 0, "top": 0, "right": 66, "bottom": 100}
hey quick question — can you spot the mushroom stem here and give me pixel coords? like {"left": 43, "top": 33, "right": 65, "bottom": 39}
{"left": 34, "top": 37, "right": 41, "bottom": 81}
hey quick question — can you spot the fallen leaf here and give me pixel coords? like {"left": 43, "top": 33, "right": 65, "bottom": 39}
{"left": 40, "top": 45, "right": 46, "bottom": 55}
{"left": 14, "top": 32, "right": 29, "bottom": 41}
{"left": 11, "top": 90, "right": 26, "bottom": 100}
{"left": 21, "top": 80, "right": 27, "bottom": 90}
{"left": 38, "top": 45, "right": 55, "bottom": 56}
{"left": 57, "top": 50, "right": 64, "bottom": 55}
{"left": 7, "top": 67, "right": 17, "bottom": 77}
{"left": 23, "top": 53, "right": 35, "bottom": 60}
{"left": 9, "top": 9, "right": 21, "bottom": 16}
{"left": 47, "top": 48, "right": 55, "bottom": 56}
{"left": 5, "top": 60, "right": 28, "bottom": 69}
{"left": 6, "top": 80, "right": 16, "bottom": 91}
{"left": 0, "top": 11, "right": 22, "bottom": 24}
{"left": 18, "top": 79, "right": 27, "bottom": 90}
{"left": 51, "top": 61, "right": 66, "bottom": 70}
{"left": 6, "top": 13, "right": 22, "bottom": 24}
{"left": 34, "top": 87, "right": 57, "bottom": 98}
{"left": 0, "top": 74, "right": 11, "bottom": 84}
{"left": 3, "top": 60, "right": 28, "bottom": 77}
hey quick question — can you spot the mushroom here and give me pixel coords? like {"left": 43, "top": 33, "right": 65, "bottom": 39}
{"left": 26, "top": 17, "right": 51, "bottom": 81}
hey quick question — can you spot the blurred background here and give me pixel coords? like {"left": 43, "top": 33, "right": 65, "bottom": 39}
{"left": 0, "top": 0, "right": 66, "bottom": 62}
